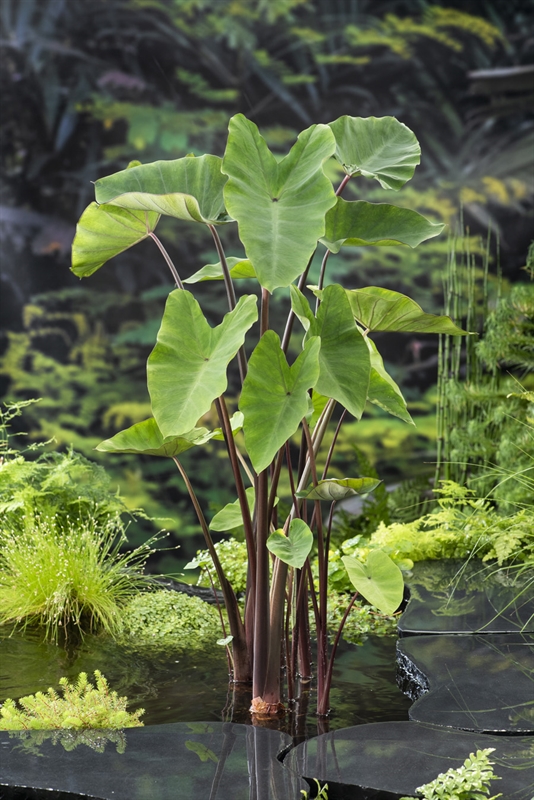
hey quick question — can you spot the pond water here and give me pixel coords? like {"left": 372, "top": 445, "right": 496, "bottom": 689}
{"left": 0, "top": 630, "right": 411, "bottom": 740}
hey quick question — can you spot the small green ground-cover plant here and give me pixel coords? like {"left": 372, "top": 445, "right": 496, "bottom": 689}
{"left": 0, "top": 670, "right": 144, "bottom": 731}
{"left": 401, "top": 748, "right": 501, "bottom": 800}
{"left": 71, "top": 112, "right": 466, "bottom": 717}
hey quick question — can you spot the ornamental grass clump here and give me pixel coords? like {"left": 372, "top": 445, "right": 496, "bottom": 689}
{"left": 0, "top": 670, "right": 144, "bottom": 731}
{"left": 0, "top": 512, "right": 152, "bottom": 642}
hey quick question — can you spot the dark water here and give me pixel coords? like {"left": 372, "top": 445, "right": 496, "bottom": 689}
{"left": 0, "top": 630, "right": 411, "bottom": 740}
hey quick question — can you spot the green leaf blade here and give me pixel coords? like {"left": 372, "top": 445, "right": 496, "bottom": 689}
{"left": 342, "top": 550, "right": 404, "bottom": 615}
{"left": 296, "top": 477, "right": 381, "bottom": 501}
{"left": 184, "top": 258, "right": 256, "bottom": 284}
{"left": 239, "top": 331, "right": 321, "bottom": 473}
{"left": 320, "top": 199, "right": 444, "bottom": 253}
{"left": 222, "top": 115, "right": 337, "bottom": 292}
{"left": 96, "top": 417, "right": 212, "bottom": 457}
{"left": 266, "top": 520, "right": 313, "bottom": 569}
{"left": 366, "top": 337, "right": 413, "bottom": 424}
{"left": 94, "top": 155, "right": 230, "bottom": 224}
{"left": 71, "top": 203, "right": 160, "bottom": 278}
{"left": 209, "top": 487, "right": 255, "bottom": 531}
{"left": 328, "top": 116, "right": 420, "bottom": 190}
{"left": 347, "top": 287, "right": 469, "bottom": 334}
{"left": 148, "top": 290, "right": 258, "bottom": 438}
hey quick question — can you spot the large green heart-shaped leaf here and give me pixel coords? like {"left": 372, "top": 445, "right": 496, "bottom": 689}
{"left": 209, "top": 487, "right": 255, "bottom": 531}
{"left": 342, "top": 550, "right": 404, "bottom": 614}
{"left": 347, "top": 286, "right": 468, "bottom": 334}
{"left": 94, "top": 155, "right": 230, "bottom": 224}
{"left": 95, "top": 417, "right": 212, "bottom": 457}
{"left": 148, "top": 290, "right": 258, "bottom": 438}
{"left": 328, "top": 116, "right": 420, "bottom": 190}
{"left": 71, "top": 202, "right": 160, "bottom": 278}
{"left": 291, "top": 284, "right": 370, "bottom": 420}
{"left": 296, "top": 477, "right": 381, "bottom": 501}
{"left": 222, "top": 114, "right": 336, "bottom": 292}
{"left": 239, "top": 331, "right": 321, "bottom": 473}
{"left": 267, "top": 520, "right": 313, "bottom": 569}
{"left": 366, "top": 337, "right": 413, "bottom": 424}
{"left": 184, "top": 258, "right": 256, "bottom": 284}
{"left": 320, "top": 199, "right": 444, "bottom": 253}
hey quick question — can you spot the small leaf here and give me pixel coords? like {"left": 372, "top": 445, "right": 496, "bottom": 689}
{"left": 266, "top": 520, "right": 313, "bottom": 569}
{"left": 210, "top": 411, "right": 244, "bottom": 441}
{"left": 366, "top": 337, "right": 413, "bottom": 424}
{"left": 296, "top": 477, "right": 381, "bottom": 501}
{"left": 321, "top": 198, "right": 444, "bottom": 253}
{"left": 148, "top": 290, "right": 258, "bottom": 438}
{"left": 185, "top": 741, "right": 218, "bottom": 763}
{"left": 328, "top": 116, "right": 420, "bottom": 190}
{"left": 216, "top": 636, "right": 233, "bottom": 646}
{"left": 342, "top": 550, "right": 404, "bottom": 615}
{"left": 209, "top": 487, "right": 255, "bottom": 531}
{"left": 222, "top": 114, "right": 336, "bottom": 292}
{"left": 94, "top": 154, "right": 230, "bottom": 224}
{"left": 72, "top": 203, "right": 159, "bottom": 278}
{"left": 239, "top": 331, "right": 321, "bottom": 473}
{"left": 347, "top": 287, "right": 469, "bottom": 334}
{"left": 96, "top": 417, "right": 213, "bottom": 457}
{"left": 184, "top": 258, "right": 256, "bottom": 284}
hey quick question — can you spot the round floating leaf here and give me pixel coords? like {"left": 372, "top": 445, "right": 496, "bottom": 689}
{"left": 94, "top": 154, "right": 230, "bottom": 224}
{"left": 209, "top": 487, "right": 255, "bottom": 532}
{"left": 347, "top": 286, "right": 468, "bottom": 334}
{"left": 266, "top": 520, "right": 313, "bottom": 569}
{"left": 320, "top": 199, "right": 444, "bottom": 253}
{"left": 222, "top": 114, "right": 336, "bottom": 292}
{"left": 72, "top": 203, "right": 160, "bottom": 278}
{"left": 328, "top": 116, "right": 420, "bottom": 190}
{"left": 342, "top": 550, "right": 404, "bottom": 615}
{"left": 96, "top": 417, "right": 212, "bottom": 457}
{"left": 296, "top": 477, "right": 381, "bottom": 501}
{"left": 184, "top": 258, "right": 256, "bottom": 284}
{"left": 239, "top": 331, "right": 321, "bottom": 473}
{"left": 148, "top": 290, "right": 258, "bottom": 438}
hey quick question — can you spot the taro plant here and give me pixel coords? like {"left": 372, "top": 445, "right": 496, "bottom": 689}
{"left": 71, "top": 114, "right": 466, "bottom": 718}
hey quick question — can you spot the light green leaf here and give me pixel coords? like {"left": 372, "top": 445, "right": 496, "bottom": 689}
{"left": 216, "top": 636, "right": 233, "bottom": 646}
{"left": 148, "top": 290, "right": 258, "bottom": 438}
{"left": 222, "top": 114, "right": 336, "bottom": 292}
{"left": 71, "top": 203, "right": 160, "bottom": 278}
{"left": 94, "top": 154, "right": 230, "bottom": 224}
{"left": 366, "top": 337, "right": 413, "bottom": 424}
{"left": 266, "top": 520, "right": 313, "bottom": 569}
{"left": 185, "top": 741, "right": 218, "bottom": 763}
{"left": 320, "top": 199, "right": 444, "bottom": 253}
{"left": 328, "top": 116, "right": 420, "bottom": 190}
{"left": 296, "top": 477, "right": 381, "bottom": 501}
{"left": 211, "top": 411, "right": 244, "bottom": 441}
{"left": 310, "top": 390, "right": 329, "bottom": 429}
{"left": 291, "top": 284, "right": 370, "bottom": 420}
{"left": 96, "top": 417, "right": 212, "bottom": 457}
{"left": 209, "top": 487, "right": 255, "bottom": 531}
{"left": 342, "top": 550, "right": 404, "bottom": 614}
{"left": 239, "top": 331, "right": 321, "bottom": 473}
{"left": 347, "top": 286, "right": 468, "bottom": 334}
{"left": 184, "top": 258, "right": 256, "bottom": 284}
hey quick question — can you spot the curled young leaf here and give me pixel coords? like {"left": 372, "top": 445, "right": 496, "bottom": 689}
{"left": 296, "top": 477, "right": 381, "bottom": 501}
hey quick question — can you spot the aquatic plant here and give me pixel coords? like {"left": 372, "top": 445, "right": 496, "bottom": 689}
{"left": 401, "top": 747, "right": 502, "bottom": 800}
{"left": 71, "top": 112, "right": 463, "bottom": 718}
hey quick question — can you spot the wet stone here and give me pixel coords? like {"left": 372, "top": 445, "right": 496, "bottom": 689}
{"left": 399, "top": 560, "right": 534, "bottom": 636}
{"left": 0, "top": 722, "right": 306, "bottom": 800}
{"left": 283, "top": 720, "right": 534, "bottom": 800}
{"left": 396, "top": 632, "right": 534, "bottom": 734}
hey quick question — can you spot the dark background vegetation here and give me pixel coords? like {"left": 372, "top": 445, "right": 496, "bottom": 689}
{"left": 1, "top": 0, "right": 532, "bottom": 566}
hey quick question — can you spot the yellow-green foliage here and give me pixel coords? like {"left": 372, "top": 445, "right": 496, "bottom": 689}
{"left": 118, "top": 590, "right": 222, "bottom": 651}
{"left": 401, "top": 748, "right": 501, "bottom": 800}
{"left": 0, "top": 671, "right": 143, "bottom": 731}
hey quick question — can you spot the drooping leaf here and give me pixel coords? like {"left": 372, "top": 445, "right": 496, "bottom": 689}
{"left": 346, "top": 286, "right": 468, "bottom": 334}
{"left": 222, "top": 114, "right": 336, "bottom": 292}
{"left": 209, "top": 487, "right": 255, "bottom": 531}
{"left": 320, "top": 199, "right": 444, "bottom": 253}
{"left": 71, "top": 203, "right": 160, "bottom": 278}
{"left": 239, "top": 331, "right": 321, "bottom": 473}
{"left": 342, "top": 550, "right": 404, "bottom": 615}
{"left": 328, "top": 116, "right": 420, "bottom": 190}
{"left": 94, "top": 155, "right": 230, "bottom": 224}
{"left": 291, "top": 284, "right": 370, "bottom": 420}
{"left": 296, "top": 477, "right": 381, "bottom": 501}
{"left": 366, "top": 337, "right": 413, "bottom": 424}
{"left": 184, "top": 258, "right": 256, "bottom": 284}
{"left": 148, "top": 290, "right": 258, "bottom": 438}
{"left": 95, "top": 417, "right": 212, "bottom": 457}
{"left": 266, "top": 520, "right": 313, "bottom": 569}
